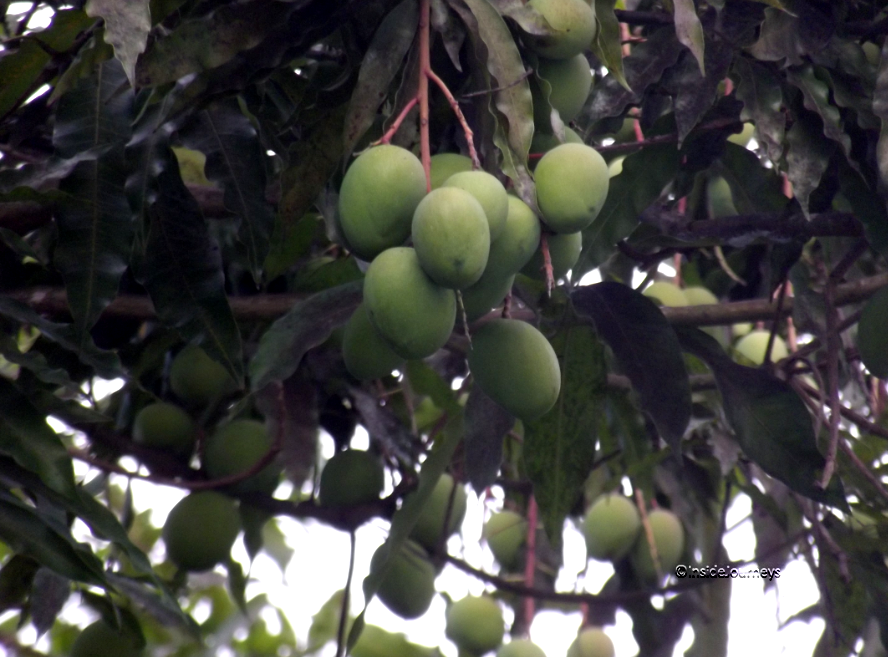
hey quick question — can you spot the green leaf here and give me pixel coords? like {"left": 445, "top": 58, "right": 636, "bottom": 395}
{"left": 575, "top": 142, "right": 681, "bottom": 277}
{"left": 786, "top": 65, "right": 853, "bottom": 165}
{"left": 718, "top": 142, "right": 788, "bottom": 214}
{"left": 836, "top": 160, "right": 888, "bottom": 259}
{"left": 675, "top": 327, "right": 845, "bottom": 506}
{"left": 405, "top": 361, "right": 460, "bottom": 415}
{"left": 306, "top": 590, "right": 345, "bottom": 653}
{"left": 458, "top": 0, "right": 535, "bottom": 198}
{"left": 30, "top": 568, "right": 71, "bottom": 636}
{"left": 874, "top": 40, "right": 888, "bottom": 191}
{"left": 524, "top": 323, "right": 606, "bottom": 544}
{"left": 668, "top": 35, "right": 733, "bottom": 146}
{"left": 53, "top": 59, "right": 134, "bottom": 343}
{"left": 785, "top": 111, "right": 834, "bottom": 217}
{"left": 591, "top": 0, "right": 628, "bottom": 91}
{"left": 0, "top": 555, "right": 40, "bottom": 613}
{"left": 732, "top": 57, "right": 785, "bottom": 164}
{"left": 672, "top": 0, "right": 705, "bottom": 75}
{"left": 226, "top": 559, "right": 248, "bottom": 616}
{"left": 179, "top": 100, "right": 275, "bottom": 283}
{"left": 128, "top": 112, "right": 244, "bottom": 385}
{"left": 464, "top": 386, "right": 514, "bottom": 491}
{"left": 0, "top": 333, "right": 75, "bottom": 388}
{"left": 0, "top": 40, "right": 50, "bottom": 122}
{"left": 250, "top": 280, "right": 363, "bottom": 391}
{"left": 572, "top": 283, "right": 691, "bottom": 454}
{"left": 85, "top": 0, "right": 151, "bottom": 88}
{"left": 0, "top": 378, "right": 78, "bottom": 500}
{"left": 342, "top": 0, "right": 418, "bottom": 158}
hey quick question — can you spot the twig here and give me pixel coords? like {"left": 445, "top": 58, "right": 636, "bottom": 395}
{"left": 335, "top": 532, "right": 356, "bottom": 657}
{"left": 797, "top": 379, "right": 888, "bottom": 442}
{"left": 426, "top": 68, "right": 479, "bottom": 169}
{"left": 523, "top": 496, "right": 539, "bottom": 627}
{"left": 540, "top": 233, "right": 554, "bottom": 295}
{"left": 460, "top": 70, "right": 533, "bottom": 99}
{"left": 418, "top": 0, "right": 432, "bottom": 190}
{"left": 377, "top": 97, "right": 419, "bottom": 145}
{"left": 819, "top": 281, "right": 841, "bottom": 491}
{"left": 634, "top": 488, "right": 663, "bottom": 581}
{"left": 838, "top": 440, "right": 888, "bottom": 503}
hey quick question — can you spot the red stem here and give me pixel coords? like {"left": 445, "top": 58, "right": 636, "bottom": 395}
{"left": 377, "top": 96, "right": 419, "bottom": 145}
{"left": 523, "top": 496, "right": 538, "bottom": 629}
{"left": 418, "top": 0, "right": 432, "bottom": 191}
{"left": 541, "top": 233, "right": 555, "bottom": 295}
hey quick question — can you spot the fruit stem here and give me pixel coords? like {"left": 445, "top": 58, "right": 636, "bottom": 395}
{"left": 377, "top": 96, "right": 419, "bottom": 145}
{"left": 418, "top": 0, "right": 432, "bottom": 191}
{"left": 634, "top": 488, "right": 663, "bottom": 582}
{"left": 540, "top": 233, "right": 555, "bottom": 295}
{"left": 522, "top": 496, "right": 538, "bottom": 627}
{"left": 425, "top": 67, "right": 480, "bottom": 169}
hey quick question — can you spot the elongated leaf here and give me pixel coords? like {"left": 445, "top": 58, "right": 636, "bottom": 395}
{"left": 0, "top": 378, "right": 79, "bottom": 501}
{"left": 250, "top": 280, "right": 363, "bottom": 391}
{"left": 837, "top": 160, "right": 888, "bottom": 258}
{"left": 718, "top": 142, "right": 787, "bottom": 215}
{"left": 591, "top": 0, "right": 628, "bottom": 91}
{"left": 524, "top": 323, "right": 606, "bottom": 544}
{"left": 179, "top": 100, "right": 275, "bottom": 282}
{"left": 53, "top": 59, "right": 134, "bottom": 345}
{"left": 786, "top": 65, "right": 853, "bottom": 164}
{"left": 675, "top": 327, "right": 845, "bottom": 506}
{"left": 0, "top": 333, "right": 75, "bottom": 388}
{"left": 30, "top": 569, "right": 70, "bottom": 636}
{"left": 458, "top": 0, "right": 535, "bottom": 199}
{"left": 785, "top": 111, "right": 834, "bottom": 217}
{"left": 732, "top": 57, "right": 785, "bottom": 164}
{"left": 85, "top": 0, "right": 151, "bottom": 88}
{"left": 673, "top": 0, "right": 705, "bottom": 75}
{"left": 128, "top": 116, "right": 243, "bottom": 385}
{"left": 0, "top": 555, "right": 39, "bottom": 613}
{"left": 572, "top": 283, "right": 691, "bottom": 453}
{"left": 575, "top": 142, "right": 681, "bottom": 277}
{"left": 405, "top": 361, "right": 460, "bottom": 415}
{"left": 464, "top": 386, "right": 514, "bottom": 491}
{"left": 874, "top": 40, "right": 888, "bottom": 191}
{"left": 343, "top": 0, "right": 418, "bottom": 157}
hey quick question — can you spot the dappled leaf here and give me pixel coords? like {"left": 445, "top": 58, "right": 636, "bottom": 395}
{"left": 343, "top": 0, "right": 418, "bottom": 158}
{"left": 464, "top": 386, "right": 514, "bottom": 492}
{"left": 178, "top": 99, "right": 275, "bottom": 283}
{"left": 250, "top": 280, "right": 362, "bottom": 391}
{"left": 591, "top": 0, "right": 627, "bottom": 91}
{"left": 85, "top": 0, "right": 151, "bottom": 87}
{"left": 675, "top": 327, "right": 845, "bottom": 506}
{"left": 672, "top": 0, "right": 704, "bottom": 75}
{"left": 786, "top": 111, "right": 834, "bottom": 217}
{"left": 572, "top": 283, "right": 690, "bottom": 453}
{"left": 786, "top": 65, "right": 853, "bottom": 165}
{"left": 524, "top": 323, "right": 606, "bottom": 544}
{"left": 733, "top": 57, "right": 786, "bottom": 164}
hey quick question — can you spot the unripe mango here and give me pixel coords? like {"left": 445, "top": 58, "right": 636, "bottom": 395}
{"left": 169, "top": 345, "right": 238, "bottom": 407}
{"left": 536, "top": 55, "right": 592, "bottom": 122}
{"left": 530, "top": 126, "right": 583, "bottom": 156}
{"left": 734, "top": 330, "right": 788, "bottom": 366}
{"left": 567, "top": 628, "right": 615, "bottom": 657}
{"left": 526, "top": 0, "right": 597, "bottom": 60}
{"left": 468, "top": 319, "right": 561, "bottom": 421}
{"left": 132, "top": 402, "right": 196, "bottom": 457}
{"left": 535, "top": 143, "right": 608, "bottom": 233}
{"left": 412, "top": 187, "right": 491, "bottom": 289}
{"left": 643, "top": 281, "right": 688, "bottom": 307}
{"left": 498, "top": 639, "right": 547, "bottom": 657}
{"left": 446, "top": 596, "right": 505, "bottom": 655}
{"left": 483, "top": 510, "right": 527, "bottom": 570}
{"left": 407, "top": 473, "right": 468, "bottom": 551}
{"left": 683, "top": 286, "right": 718, "bottom": 306}
{"left": 71, "top": 620, "right": 144, "bottom": 657}
{"left": 163, "top": 491, "right": 240, "bottom": 572}
{"left": 318, "top": 449, "right": 384, "bottom": 508}
{"left": 203, "top": 419, "right": 281, "bottom": 494}
{"left": 582, "top": 493, "right": 641, "bottom": 561}
{"left": 461, "top": 272, "right": 516, "bottom": 322}
{"left": 430, "top": 153, "right": 472, "bottom": 189}
{"left": 338, "top": 145, "right": 427, "bottom": 260}
{"left": 442, "top": 170, "right": 509, "bottom": 240}
{"left": 521, "top": 231, "right": 582, "bottom": 281}
{"left": 364, "top": 247, "right": 457, "bottom": 359}
{"left": 631, "top": 508, "right": 685, "bottom": 583}
{"left": 342, "top": 303, "right": 405, "bottom": 380}
{"left": 484, "top": 196, "right": 542, "bottom": 280}
{"left": 372, "top": 540, "right": 437, "bottom": 619}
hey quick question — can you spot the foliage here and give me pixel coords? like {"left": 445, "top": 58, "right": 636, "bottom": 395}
{"left": 1, "top": 1, "right": 888, "bottom": 656}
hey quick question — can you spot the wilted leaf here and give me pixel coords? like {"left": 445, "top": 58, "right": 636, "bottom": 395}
{"left": 672, "top": 0, "right": 705, "bottom": 75}
{"left": 464, "top": 386, "right": 514, "bottom": 491}
{"left": 524, "top": 323, "right": 606, "bottom": 544}
{"left": 250, "top": 280, "right": 363, "bottom": 391}
{"left": 85, "top": 0, "right": 151, "bottom": 87}
{"left": 572, "top": 283, "right": 691, "bottom": 453}
{"left": 343, "top": 0, "right": 418, "bottom": 157}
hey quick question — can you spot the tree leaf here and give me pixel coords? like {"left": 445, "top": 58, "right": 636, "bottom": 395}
{"left": 464, "top": 386, "right": 514, "bottom": 492}
{"left": 53, "top": 59, "right": 133, "bottom": 344}
{"left": 675, "top": 327, "right": 845, "bottom": 506}
{"left": 30, "top": 568, "right": 70, "bottom": 636}
{"left": 732, "top": 57, "right": 785, "bottom": 164}
{"left": 0, "top": 40, "right": 50, "bottom": 122}
{"left": 405, "top": 361, "right": 460, "bottom": 415}
{"left": 0, "top": 333, "right": 76, "bottom": 388}
{"left": 85, "top": 0, "right": 151, "bottom": 88}
{"left": 226, "top": 559, "right": 248, "bottom": 616}
{"left": 718, "top": 142, "right": 788, "bottom": 216}
{"left": 591, "top": 0, "right": 628, "bottom": 91}
{"left": 786, "top": 64, "right": 853, "bottom": 165}
{"left": 747, "top": 6, "right": 834, "bottom": 66}
{"left": 0, "top": 378, "right": 78, "bottom": 500}
{"left": 342, "top": 0, "right": 418, "bottom": 158}
{"left": 874, "top": 40, "right": 888, "bottom": 191}
{"left": 0, "top": 555, "right": 40, "bottom": 614}
{"left": 785, "top": 110, "right": 834, "bottom": 218}
{"left": 178, "top": 100, "right": 275, "bottom": 283}
{"left": 254, "top": 377, "right": 318, "bottom": 488}
{"left": 571, "top": 282, "right": 691, "bottom": 453}
{"left": 250, "top": 280, "right": 363, "bottom": 391}
{"left": 836, "top": 160, "right": 888, "bottom": 258}
{"left": 575, "top": 143, "right": 681, "bottom": 277}
{"left": 672, "top": 0, "right": 705, "bottom": 75}
{"left": 524, "top": 323, "right": 606, "bottom": 544}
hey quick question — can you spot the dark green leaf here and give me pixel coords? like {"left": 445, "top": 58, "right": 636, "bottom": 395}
{"left": 53, "top": 59, "right": 133, "bottom": 342}
{"left": 672, "top": 0, "right": 704, "bottom": 75}
{"left": 733, "top": 57, "right": 785, "bottom": 164}
{"left": 0, "top": 556, "right": 39, "bottom": 613}
{"left": 464, "top": 386, "right": 514, "bottom": 491}
{"left": 667, "top": 35, "right": 732, "bottom": 146}
{"left": 572, "top": 282, "right": 691, "bottom": 452}
{"left": 85, "top": 0, "right": 151, "bottom": 87}
{"left": 250, "top": 280, "right": 363, "bottom": 391}
{"left": 524, "top": 323, "right": 606, "bottom": 544}
{"left": 718, "top": 142, "right": 787, "bottom": 215}
{"left": 104, "top": 573, "right": 199, "bottom": 636}
{"left": 405, "top": 361, "right": 460, "bottom": 415}
{"left": 179, "top": 100, "right": 275, "bottom": 282}
{"left": 675, "top": 327, "right": 845, "bottom": 506}
{"left": 874, "top": 40, "right": 888, "bottom": 191}
{"left": 342, "top": 0, "right": 418, "bottom": 158}
{"left": 431, "top": 0, "right": 465, "bottom": 72}
{"left": 226, "top": 559, "right": 248, "bottom": 616}
{"left": 30, "top": 569, "right": 70, "bottom": 636}
{"left": 591, "top": 0, "right": 628, "bottom": 91}
{"left": 747, "top": 6, "right": 834, "bottom": 65}
{"left": 785, "top": 111, "right": 835, "bottom": 217}
{"left": 836, "top": 160, "right": 888, "bottom": 258}
{"left": 0, "top": 333, "right": 75, "bottom": 388}
{"left": 786, "top": 65, "right": 853, "bottom": 165}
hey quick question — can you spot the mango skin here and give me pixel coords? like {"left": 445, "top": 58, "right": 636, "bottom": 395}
{"left": 442, "top": 170, "right": 509, "bottom": 241}
{"left": 372, "top": 540, "right": 437, "bottom": 619}
{"left": 526, "top": 0, "right": 597, "bottom": 60}
{"left": 521, "top": 231, "right": 582, "bottom": 281}
{"left": 486, "top": 196, "right": 542, "bottom": 280}
{"left": 483, "top": 510, "right": 527, "bottom": 570}
{"left": 364, "top": 247, "right": 456, "bottom": 360}
{"left": 631, "top": 508, "right": 685, "bottom": 583}
{"left": 408, "top": 473, "right": 468, "bottom": 551}
{"left": 445, "top": 596, "right": 505, "bottom": 655}
{"left": 497, "top": 640, "right": 547, "bottom": 657}
{"left": 132, "top": 402, "right": 196, "bottom": 458}
{"left": 468, "top": 319, "right": 561, "bottom": 421}
{"left": 412, "top": 187, "right": 491, "bottom": 289}
{"left": 342, "top": 303, "right": 405, "bottom": 380}
{"left": 582, "top": 493, "right": 641, "bottom": 562}
{"left": 71, "top": 620, "right": 144, "bottom": 657}
{"left": 162, "top": 491, "right": 240, "bottom": 572}
{"left": 857, "top": 285, "right": 888, "bottom": 378}
{"left": 535, "top": 143, "right": 609, "bottom": 233}
{"left": 537, "top": 55, "right": 592, "bottom": 122}
{"left": 203, "top": 419, "right": 281, "bottom": 494}
{"left": 338, "top": 145, "right": 427, "bottom": 260}
{"left": 169, "top": 345, "right": 237, "bottom": 407}
{"left": 318, "top": 449, "right": 384, "bottom": 508}
{"left": 734, "top": 330, "right": 788, "bottom": 366}
{"left": 567, "top": 628, "right": 615, "bottom": 657}
{"left": 461, "top": 272, "right": 516, "bottom": 322}
{"left": 643, "top": 281, "right": 688, "bottom": 307}
{"left": 430, "top": 153, "right": 472, "bottom": 189}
